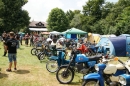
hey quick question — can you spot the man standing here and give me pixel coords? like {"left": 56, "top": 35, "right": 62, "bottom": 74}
{"left": 5, "top": 32, "right": 18, "bottom": 72}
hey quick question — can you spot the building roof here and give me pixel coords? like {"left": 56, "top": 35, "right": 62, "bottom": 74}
{"left": 29, "top": 20, "right": 47, "bottom": 28}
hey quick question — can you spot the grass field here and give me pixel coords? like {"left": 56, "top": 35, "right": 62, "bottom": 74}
{"left": 0, "top": 41, "right": 83, "bottom": 86}
{"left": 0, "top": 41, "right": 129, "bottom": 86}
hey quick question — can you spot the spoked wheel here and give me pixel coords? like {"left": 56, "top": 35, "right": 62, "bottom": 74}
{"left": 46, "top": 60, "right": 58, "bottom": 73}
{"left": 82, "top": 79, "right": 100, "bottom": 86}
{"left": 56, "top": 67, "right": 74, "bottom": 84}
{"left": 37, "top": 52, "right": 46, "bottom": 60}
{"left": 31, "top": 48, "right": 37, "bottom": 55}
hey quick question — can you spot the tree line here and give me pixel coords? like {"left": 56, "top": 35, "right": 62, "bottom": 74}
{"left": 0, "top": 0, "right": 130, "bottom": 36}
{"left": 47, "top": 0, "right": 130, "bottom": 35}
{"left": 0, "top": 0, "right": 30, "bottom": 35}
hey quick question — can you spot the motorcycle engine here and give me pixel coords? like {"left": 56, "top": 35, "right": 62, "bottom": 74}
{"left": 76, "top": 63, "right": 89, "bottom": 74}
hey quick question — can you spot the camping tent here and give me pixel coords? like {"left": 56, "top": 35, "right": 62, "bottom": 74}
{"left": 96, "top": 35, "right": 130, "bottom": 57}
{"left": 87, "top": 33, "right": 101, "bottom": 44}
{"left": 50, "top": 31, "right": 60, "bottom": 35}
{"left": 63, "top": 28, "right": 87, "bottom": 34}
{"left": 61, "top": 28, "right": 87, "bottom": 39}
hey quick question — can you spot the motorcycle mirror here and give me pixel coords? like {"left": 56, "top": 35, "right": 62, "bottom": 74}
{"left": 113, "top": 57, "right": 119, "bottom": 61}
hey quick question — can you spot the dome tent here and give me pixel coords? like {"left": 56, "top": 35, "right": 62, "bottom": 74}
{"left": 96, "top": 35, "right": 130, "bottom": 57}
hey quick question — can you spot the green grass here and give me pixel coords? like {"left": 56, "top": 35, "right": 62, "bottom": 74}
{"left": 0, "top": 41, "right": 82, "bottom": 86}
{"left": 0, "top": 41, "right": 129, "bottom": 86}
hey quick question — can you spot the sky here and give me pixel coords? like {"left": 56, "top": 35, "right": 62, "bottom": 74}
{"left": 22, "top": 0, "right": 118, "bottom": 22}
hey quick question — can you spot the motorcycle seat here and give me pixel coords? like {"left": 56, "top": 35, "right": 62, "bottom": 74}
{"left": 88, "top": 54, "right": 102, "bottom": 61}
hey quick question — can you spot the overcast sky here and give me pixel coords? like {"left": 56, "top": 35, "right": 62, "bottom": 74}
{"left": 22, "top": 0, "right": 118, "bottom": 22}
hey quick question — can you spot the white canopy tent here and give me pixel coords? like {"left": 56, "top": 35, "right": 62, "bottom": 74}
{"left": 29, "top": 28, "right": 48, "bottom": 31}
{"left": 49, "top": 31, "right": 60, "bottom": 34}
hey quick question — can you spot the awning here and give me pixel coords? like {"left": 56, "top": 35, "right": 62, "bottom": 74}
{"left": 29, "top": 28, "right": 48, "bottom": 31}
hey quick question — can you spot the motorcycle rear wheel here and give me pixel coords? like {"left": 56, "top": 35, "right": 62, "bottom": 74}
{"left": 82, "top": 79, "right": 100, "bottom": 86}
{"left": 46, "top": 60, "right": 58, "bottom": 73}
{"left": 56, "top": 67, "right": 74, "bottom": 84}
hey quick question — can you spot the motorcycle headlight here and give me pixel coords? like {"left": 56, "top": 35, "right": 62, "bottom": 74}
{"left": 119, "top": 76, "right": 126, "bottom": 85}
{"left": 95, "top": 64, "right": 99, "bottom": 71}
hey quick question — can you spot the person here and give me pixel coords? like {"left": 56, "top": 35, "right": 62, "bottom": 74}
{"left": 30, "top": 34, "right": 34, "bottom": 47}
{"left": 20, "top": 35, "right": 23, "bottom": 45}
{"left": 2, "top": 33, "right": 9, "bottom": 56}
{"left": 5, "top": 31, "right": 18, "bottom": 72}
{"left": 25, "top": 33, "right": 29, "bottom": 46}
{"left": 15, "top": 33, "right": 20, "bottom": 48}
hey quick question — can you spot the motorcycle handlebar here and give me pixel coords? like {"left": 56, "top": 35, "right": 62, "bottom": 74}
{"left": 118, "top": 59, "right": 124, "bottom": 65}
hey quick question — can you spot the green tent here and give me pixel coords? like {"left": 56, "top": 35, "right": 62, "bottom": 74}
{"left": 18, "top": 32, "right": 25, "bottom": 34}
{"left": 62, "top": 28, "right": 87, "bottom": 34}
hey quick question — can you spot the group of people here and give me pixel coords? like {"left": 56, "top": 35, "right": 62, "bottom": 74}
{"left": 2, "top": 31, "right": 18, "bottom": 72}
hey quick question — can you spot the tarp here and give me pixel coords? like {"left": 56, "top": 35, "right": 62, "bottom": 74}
{"left": 29, "top": 28, "right": 48, "bottom": 31}
{"left": 63, "top": 28, "right": 87, "bottom": 34}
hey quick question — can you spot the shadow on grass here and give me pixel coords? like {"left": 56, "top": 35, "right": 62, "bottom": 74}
{"left": 0, "top": 73, "right": 8, "bottom": 79}
{"left": 14, "top": 69, "right": 30, "bottom": 74}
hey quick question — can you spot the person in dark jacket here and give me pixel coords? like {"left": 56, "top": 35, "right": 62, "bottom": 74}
{"left": 5, "top": 31, "right": 18, "bottom": 72}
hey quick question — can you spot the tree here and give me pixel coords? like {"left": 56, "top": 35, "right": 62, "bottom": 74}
{"left": 0, "top": 0, "right": 4, "bottom": 33}
{"left": 65, "top": 10, "right": 81, "bottom": 28}
{"left": 116, "top": 6, "right": 130, "bottom": 34}
{"left": 47, "top": 8, "right": 69, "bottom": 32}
{"left": 1, "top": 0, "right": 30, "bottom": 32}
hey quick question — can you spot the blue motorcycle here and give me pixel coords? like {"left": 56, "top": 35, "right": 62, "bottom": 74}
{"left": 117, "top": 60, "right": 130, "bottom": 86}
{"left": 55, "top": 49, "right": 104, "bottom": 84}
{"left": 46, "top": 47, "right": 68, "bottom": 73}
{"left": 82, "top": 57, "right": 129, "bottom": 86}
{"left": 118, "top": 74, "right": 130, "bottom": 86}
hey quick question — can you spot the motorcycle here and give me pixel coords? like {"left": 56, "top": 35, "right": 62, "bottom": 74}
{"left": 117, "top": 60, "right": 130, "bottom": 86}
{"left": 46, "top": 44, "right": 84, "bottom": 73}
{"left": 82, "top": 57, "right": 130, "bottom": 86}
{"left": 55, "top": 48, "right": 104, "bottom": 84}
{"left": 46, "top": 47, "right": 68, "bottom": 73}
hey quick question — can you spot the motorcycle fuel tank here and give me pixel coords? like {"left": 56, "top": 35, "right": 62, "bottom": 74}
{"left": 104, "top": 64, "right": 117, "bottom": 74}
{"left": 75, "top": 54, "right": 89, "bottom": 63}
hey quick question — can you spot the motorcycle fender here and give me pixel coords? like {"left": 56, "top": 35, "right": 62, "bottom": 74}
{"left": 84, "top": 73, "right": 101, "bottom": 80}
{"left": 49, "top": 56, "right": 58, "bottom": 60}
{"left": 84, "top": 73, "right": 105, "bottom": 86}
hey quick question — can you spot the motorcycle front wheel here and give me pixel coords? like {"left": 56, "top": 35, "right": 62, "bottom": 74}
{"left": 82, "top": 79, "right": 100, "bottom": 86}
{"left": 31, "top": 48, "right": 37, "bottom": 55}
{"left": 46, "top": 60, "right": 58, "bottom": 73}
{"left": 56, "top": 67, "right": 74, "bottom": 84}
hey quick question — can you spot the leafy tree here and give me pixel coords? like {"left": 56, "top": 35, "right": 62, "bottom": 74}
{"left": 1, "top": 0, "right": 30, "bottom": 32}
{"left": 70, "top": 14, "right": 82, "bottom": 29}
{"left": 65, "top": 10, "right": 81, "bottom": 28}
{"left": 0, "top": 0, "right": 4, "bottom": 32}
{"left": 116, "top": 6, "right": 130, "bottom": 34}
{"left": 47, "top": 8, "right": 69, "bottom": 32}
{"left": 83, "top": 0, "right": 105, "bottom": 20}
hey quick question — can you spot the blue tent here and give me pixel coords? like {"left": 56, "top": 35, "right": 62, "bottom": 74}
{"left": 96, "top": 35, "right": 130, "bottom": 57}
